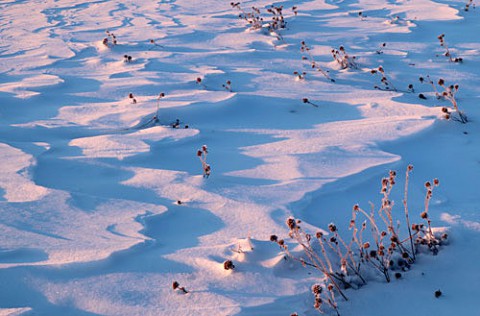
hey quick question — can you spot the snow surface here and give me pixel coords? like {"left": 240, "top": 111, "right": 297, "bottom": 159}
{"left": 0, "top": 0, "right": 479, "bottom": 315}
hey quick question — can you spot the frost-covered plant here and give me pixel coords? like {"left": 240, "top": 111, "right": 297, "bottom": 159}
{"left": 197, "top": 145, "right": 211, "bottom": 178}
{"left": 300, "top": 41, "right": 335, "bottom": 82}
{"left": 437, "top": 34, "right": 463, "bottom": 63}
{"left": 403, "top": 165, "right": 416, "bottom": 261}
{"left": 331, "top": 46, "right": 357, "bottom": 69}
{"left": 312, "top": 283, "right": 341, "bottom": 316}
{"left": 413, "top": 179, "right": 448, "bottom": 255}
{"left": 419, "top": 76, "right": 467, "bottom": 123}
{"left": 271, "top": 219, "right": 349, "bottom": 301}
{"left": 271, "top": 166, "right": 448, "bottom": 314}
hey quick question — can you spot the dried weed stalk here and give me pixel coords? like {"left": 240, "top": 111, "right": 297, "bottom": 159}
{"left": 197, "top": 145, "right": 211, "bottom": 178}
{"left": 437, "top": 34, "right": 463, "bottom": 63}
{"left": 331, "top": 46, "right": 357, "bottom": 69}
{"left": 300, "top": 41, "right": 335, "bottom": 82}
{"left": 419, "top": 76, "right": 467, "bottom": 123}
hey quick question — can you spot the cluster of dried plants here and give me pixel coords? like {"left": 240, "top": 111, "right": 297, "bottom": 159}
{"left": 331, "top": 46, "right": 358, "bottom": 69}
{"left": 230, "top": 2, "right": 296, "bottom": 42}
{"left": 437, "top": 34, "right": 463, "bottom": 63}
{"left": 271, "top": 166, "right": 448, "bottom": 315}
{"left": 300, "top": 41, "right": 335, "bottom": 82}
{"left": 102, "top": 30, "right": 117, "bottom": 47}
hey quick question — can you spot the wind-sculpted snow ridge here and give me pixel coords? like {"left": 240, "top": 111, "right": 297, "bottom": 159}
{"left": 0, "top": 0, "right": 479, "bottom": 315}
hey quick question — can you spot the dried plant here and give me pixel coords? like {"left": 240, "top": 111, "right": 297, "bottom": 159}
{"left": 197, "top": 145, "right": 211, "bottom": 178}
{"left": 128, "top": 93, "right": 137, "bottom": 104}
{"left": 266, "top": 5, "right": 286, "bottom": 30}
{"left": 370, "top": 66, "right": 414, "bottom": 93}
{"left": 149, "top": 39, "right": 164, "bottom": 50}
{"left": 271, "top": 166, "right": 448, "bottom": 314}
{"left": 300, "top": 41, "right": 335, "bottom": 82}
{"left": 293, "top": 71, "right": 307, "bottom": 80}
{"left": 123, "top": 54, "right": 133, "bottom": 63}
{"left": 385, "top": 15, "right": 408, "bottom": 25}
{"left": 413, "top": 179, "right": 447, "bottom": 255}
{"left": 230, "top": 3, "right": 289, "bottom": 43}
{"left": 419, "top": 76, "right": 467, "bottom": 123}
{"left": 231, "top": 2, "right": 263, "bottom": 30}
{"left": 437, "top": 34, "right": 463, "bottom": 63}
{"left": 195, "top": 77, "right": 207, "bottom": 89}
{"left": 276, "top": 218, "right": 350, "bottom": 301}
{"left": 292, "top": 6, "right": 298, "bottom": 16}
{"left": 312, "top": 283, "right": 341, "bottom": 316}
{"left": 465, "top": 0, "right": 476, "bottom": 11}
{"left": 376, "top": 42, "right": 386, "bottom": 55}
{"left": 403, "top": 165, "right": 416, "bottom": 262}
{"left": 370, "top": 66, "right": 397, "bottom": 92}
{"left": 223, "top": 260, "right": 235, "bottom": 270}
{"left": 331, "top": 46, "right": 357, "bottom": 69}
{"left": 103, "top": 30, "right": 117, "bottom": 47}
{"left": 155, "top": 92, "right": 165, "bottom": 120}
{"left": 172, "top": 281, "right": 188, "bottom": 294}
{"left": 302, "top": 98, "right": 319, "bottom": 108}
{"left": 222, "top": 80, "right": 233, "bottom": 92}
{"left": 171, "top": 118, "right": 180, "bottom": 129}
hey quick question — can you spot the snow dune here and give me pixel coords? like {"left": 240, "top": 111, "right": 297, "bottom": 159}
{"left": 0, "top": 0, "right": 479, "bottom": 315}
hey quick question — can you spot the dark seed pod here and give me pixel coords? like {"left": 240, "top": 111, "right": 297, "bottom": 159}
{"left": 172, "top": 281, "right": 179, "bottom": 290}
{"left": 223, "top": 260, "right": 235, "bottom": 270}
